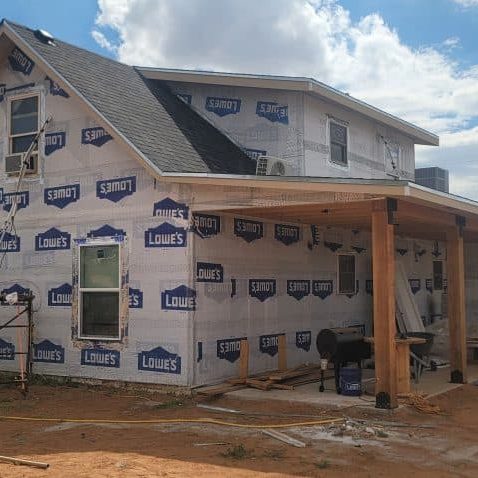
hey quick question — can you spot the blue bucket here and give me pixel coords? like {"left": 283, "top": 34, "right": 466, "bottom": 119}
{"left": 339, "top": 367, "right": 362, "bottom": 396}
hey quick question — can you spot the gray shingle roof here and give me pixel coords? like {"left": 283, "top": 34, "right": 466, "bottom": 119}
{"left": 4, "top": 20, "right": 256, "bottom": 175}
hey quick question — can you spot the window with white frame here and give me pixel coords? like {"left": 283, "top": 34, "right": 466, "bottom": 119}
{"left": 79, "top": 243, "right": 120, "bottom": 339}
{"left": 338, "top": 254, "right": 356, "bottom": 294}
{"left": 7, "top": 94, "right": 40, "bottom": 172}
{"left": 330, "top": 121, "right": 348, "bottom": 166}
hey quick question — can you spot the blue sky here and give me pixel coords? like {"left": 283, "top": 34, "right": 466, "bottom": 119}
{"left": 3, "top": 0, "right": 478, "bottom": 198}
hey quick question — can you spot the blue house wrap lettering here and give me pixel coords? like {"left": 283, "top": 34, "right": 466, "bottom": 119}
{"left": 145, "top": 223, "right": 187, "bottom": 248}
{"left": 249, "top": 279, "right": 276, "bottom": 302}
{"left": 205, "top": 96, "right": 241, "bottom": 117}
{"left": 217, "top": 338, "right": 245, "bottom": 363}
{"left": 45, "top": 132, "right": 66, "bottom": 155}
{"left": 8, "top": 47, "right": 34, "bottom": 75}
{"left": 81, "top": 127, "right": 112, "bottom": 147}
{"left": 287, "top": 280, "right": 310, "bottom": 300}
{"left": 2, "top": 191, "right": 29, "bottom": 212}
{"left": 0, "top": 232, "right": 20, "bottom": 253}
{"left": 33, "top": 340, "right": 65, "bottom": 364}
{"left": 0, "top": 338, "right": 15, "bottom": 360}
{"left": 48, "top": 283, "right": 72, "bottom": 307}
{"left": 161, "top": 285, "right": 196, "bottom": 311}
{"left": 191, "top": 213, "right": 220, "bottom": 238}
{"left": 296, "top": 331, "right": 312, "bottom": 351}
{"left": 96, "top": 176, "right": 136, "bottom": 203}
{"left": 138, "top": 346, "right": 182, "bottom": 374}
{"left": 196, "top": 262, "right": 224, "bottom": 283}
{"left": 44, "top": 184, "right": 80, "bottom": 209}
{"left": 80, "top": 349, "right": 120, "bottom": 368}
{"left": 153, "top": 197, "right": 189, "bottom": 219}
{"left": 234, "top": 218, "right": 263, "bottom": 243}
{"left": 35, "top": 228, "right": 71, "bottom": 251}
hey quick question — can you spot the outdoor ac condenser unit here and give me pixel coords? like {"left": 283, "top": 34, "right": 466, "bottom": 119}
{"left": 4, "top": 152, "right": 38, "bottom": 175}
{"left": 255, "top": 155, "right": 296, "bottom": 176}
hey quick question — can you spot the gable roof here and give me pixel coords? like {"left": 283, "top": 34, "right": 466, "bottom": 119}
{"left": 1, "top": 20, "right": 256, "bottom": 175}
{"left": 139, "top": 67, "right": 439, "bottom": 147}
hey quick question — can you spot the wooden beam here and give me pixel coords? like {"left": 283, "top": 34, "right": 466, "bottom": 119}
{"left": 372, "top": 200, "right": 398, "bottom": 409}
{"left": 239, "top": 339, "right": 249, "bottom": 379}
{"left": 278, "top": 335, "right": 287, "bottom": 371}
{"left": 447, "top": 223, "right": 467, "bottom": 383}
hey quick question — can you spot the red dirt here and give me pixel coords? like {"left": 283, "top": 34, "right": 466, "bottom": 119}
{"left": 0, "top": 382, "right": 477, "bottom": 477}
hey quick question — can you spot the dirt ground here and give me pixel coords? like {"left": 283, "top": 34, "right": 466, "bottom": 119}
{"left": 0, "top": 380, "right": 477, "bottom": 477}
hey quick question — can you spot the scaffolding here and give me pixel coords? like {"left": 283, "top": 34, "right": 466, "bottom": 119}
{"left": 0, "top": 292, "right": 35, "bottom": 394}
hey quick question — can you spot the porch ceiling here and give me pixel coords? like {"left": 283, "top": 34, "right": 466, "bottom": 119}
{"left": 211, "top": 196, "right": 478, "bottom": 242}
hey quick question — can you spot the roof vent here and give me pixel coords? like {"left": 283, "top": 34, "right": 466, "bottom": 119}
{"left": 34, "top": 29, "right": 55, "bottom": 45}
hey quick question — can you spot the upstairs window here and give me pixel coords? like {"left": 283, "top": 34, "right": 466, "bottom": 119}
{"left": 7, "top": 94, "right": 39, "bottom": 174}
{"left": 79, "top": 243, "right": 120, "bottom": 340}
{"left": 338, "top": 254, "right": 356, "bottom": 294}
{"left": 330, "top": 121, "right": 348, "bottom": 166}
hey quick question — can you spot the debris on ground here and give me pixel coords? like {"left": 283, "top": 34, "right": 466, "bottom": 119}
{"left": 399, "top": 393, "right": 442, "bottom": 414}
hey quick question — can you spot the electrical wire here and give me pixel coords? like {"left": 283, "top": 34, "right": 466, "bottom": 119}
{"left": 0, "top": 415, "right": 343, "bottom": 429}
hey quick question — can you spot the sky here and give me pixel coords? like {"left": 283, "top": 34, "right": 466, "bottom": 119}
{"left": 3, "top": 0, "right": 478, "bottom": 198}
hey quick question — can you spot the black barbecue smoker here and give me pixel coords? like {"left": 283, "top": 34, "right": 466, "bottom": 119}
{"left": 316, "top": 327, "right": 371, "bottom": 394}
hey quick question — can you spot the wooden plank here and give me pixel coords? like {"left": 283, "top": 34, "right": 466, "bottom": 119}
{"left": 245, "top": 379, "right": 273, "bottom": 390}
{"left": 195, "top": 384, "right": 246, "bottom": 397}
{"left": 261, "top": 429, "right": 306, "bottom": 448}
{"left": 372, "top": 201, "right": 398, "bottom": 409}
{"left": 268, "top": 364, "right": 318, "bottom": 382}
{"left": 278, "top": 334, "right": 287, "bottom": 371}
{"left": 239, "top": 339, "right": 249, "bottom": 379}
{"left": 395, "top": 342, "right": 411, "bottom": 394}
{"left": 447, "top": 225, "right": 467, "bottom": 383}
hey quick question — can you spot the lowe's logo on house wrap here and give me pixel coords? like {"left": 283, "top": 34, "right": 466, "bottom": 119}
{"left": 145, "top": 223, "right": 187, "bottom": 248}
{"left": 8, "top": 47, "right": 34, "bottom": 75}
{"left": 260, "top": 334, "right": 283, "bottom": 357}
{"left": 0, "top": 338, "right": 15, "bottom": 360}
{"left": 287, "top": 280, "right": 310, "bottom": 300}
{"left": 296, "top": 331, "right": 312, "bottom": 351}
{"left": 45, "top": 132, "right": 66, "bottom": 156}
{"left": 161, "top": 285, "right": 196, "bottom": 311}
{"left": 312, "top": 280, "right": 333, "bottom": 299}
{"left": 138, "top": 346, "right": 181, "bottom": 374}
{"left": 81, "top": 127, "right": 112, "bottom": 147}
{"left": 244, "top": 148, "right": 267, "bottom": 161}
{"left": 87, "top": 224, "right": 126, "bottom": 239}
{"left": 205, "top": 96, "right": 241, "bottom": 117}
{"left": 48, "top": 283, "right": 72, "bottom": 307}
{"left": 129, "top": 288, "right": 143, "bottom": 308}
{"left": 2, "top": 284, "right": 30, "bottom": 298}
{"left": 81, "top": 348, "right": 120, "bottom": 368}
{"left": 409, "top": 279, "right": 421, "bottom": 295}
{"left": 0, "top": 84, "right": 5, "bottom": 103}
{"left": 196, "top": 262, "right": 224, "bottom": 283}
{"left": 44, "top": 184, "right": 80, "bottom": 209}
{"left": 3, "top": 191, "right": 29, "bottom": 212}
{"left": 97, "top": 176, "right": 136, "bottom": 203}
{"left": 47, "top": 77, "right": 69, "bottom": 98}
{"left": 310, "top": 225, "right": 321, "bottom": 245}
{"left": 275, "top": 224, "right": 300, "bottom": 246}
{"left": 191, "top": 213, "right": 221, "bottom": 238}
{"left": 0, "top": 232, "right": 20, "bottom": 253}
{"left": 217, "top": 337, "right": 246, "bottom": 363}
{"left": 35, "top": 227, "right": 71, "bottom": 251}
{"left": 153, "top": 197, "right": 189, "bottom": 220}
{"left": 256, "top": 101, "right": 289, "bottom": 124}
{"left": 249, "top": 279, "right": 276, "bottom": 302}
{"left": 33, "top": 340, "right": 65, "bottom": 364}
{"left": 234, "top": 218, "right": 263, "bottom": 243}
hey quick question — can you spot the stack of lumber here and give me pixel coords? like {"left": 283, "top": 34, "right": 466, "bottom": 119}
{"left": 196, "top": 364, "right": 333, "bottom": 397}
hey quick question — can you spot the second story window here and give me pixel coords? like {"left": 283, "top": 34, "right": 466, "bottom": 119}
{"left": 6, "top": 94, "right": 39, "bottom": 174}
{"left": 330, "top": 121, "right": 348, "bottom": 167}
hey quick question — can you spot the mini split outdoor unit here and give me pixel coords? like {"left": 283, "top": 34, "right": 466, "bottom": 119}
{"left": 255, "top": 155, "right": 295, "bottom": 176}
{"left": 4, "top": 152, "right": 38, "bottom": 175}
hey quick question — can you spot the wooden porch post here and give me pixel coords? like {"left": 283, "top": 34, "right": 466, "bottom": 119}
{"left": 447, "top": 217, "right": 467, "bottom": 384}
{"left": 372, "top": 199, "right": 398, "bottom": 409}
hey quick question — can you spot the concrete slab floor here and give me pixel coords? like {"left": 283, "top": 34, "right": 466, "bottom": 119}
{"left": 227, "top": 362, "right": 478, "bottom": 407}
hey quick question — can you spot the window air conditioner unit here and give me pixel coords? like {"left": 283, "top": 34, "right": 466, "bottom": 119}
{"left": 255, "top": 155, "right": 296, "bottom": 176}
{"left": 5, "top": 152, "right": 38, "bottom": 175}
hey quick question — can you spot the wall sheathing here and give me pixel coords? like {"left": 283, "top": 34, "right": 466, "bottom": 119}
{"left": 0, "top": 51, "right": 195, "bottom": 386}
{"left": 0, "top": 47, "right": 450, "bottom": 388}
{"left": 166, "top": 80, "right": 415, "bottom": 180}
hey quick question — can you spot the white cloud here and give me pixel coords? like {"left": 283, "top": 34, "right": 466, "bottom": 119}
{"left": 452, "top": 0, "right": 478, "bottom": 7}
{"left": 91, "top": 30, "right": 117, "bottom": 53}
{"left": 94, "top": 0, "right": 478, "bottom": 198}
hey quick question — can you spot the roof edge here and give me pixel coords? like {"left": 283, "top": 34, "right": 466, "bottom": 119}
{"left": 0, "top": 20, "right": 166, "bottom": 181}
{"left": 138, "top": 67, "right": 439, "bottom": 147}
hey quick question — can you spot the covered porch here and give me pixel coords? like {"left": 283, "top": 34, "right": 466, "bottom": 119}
{"left": 197, "top": 180, "right": 478, "bottom": 409}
